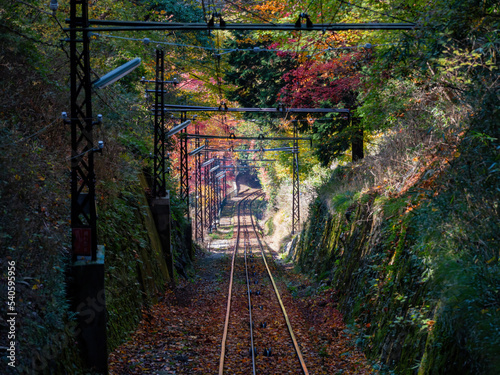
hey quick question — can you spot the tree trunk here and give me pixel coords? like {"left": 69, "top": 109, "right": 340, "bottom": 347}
{"left": 351, "top": 118, "right": 364, "bottom": 162}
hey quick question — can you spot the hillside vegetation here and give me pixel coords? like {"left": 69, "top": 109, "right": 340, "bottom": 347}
{"left": 282, "top": 1, "right": 500, "bottom": 373}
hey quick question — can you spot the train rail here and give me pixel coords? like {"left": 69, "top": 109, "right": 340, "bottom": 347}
{"left": 219, "top": 189, "right": 309, "bottom": 375}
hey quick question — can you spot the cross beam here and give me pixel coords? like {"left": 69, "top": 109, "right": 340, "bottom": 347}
{"left": 237, "top": 159, "right": 277, "bottom": 162}
{"left": 78, "top": 20, "right": 418, "bottom": 32}
{"left": 187, "top": 134, "right": 311, "bottom": 142}
{"left": 206, "top": 147, "right": 293, "bottom": 152}
{"left": 213, "top": 158, "right": 276, "bottom": 162}
{"left": 158, "top": 104, "right": 349, "bottom": 113}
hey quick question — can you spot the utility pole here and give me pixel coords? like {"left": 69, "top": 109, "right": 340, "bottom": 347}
{"left": 204, "top": 147, "right": 211, "bottom": 232}
{"left": 194, "top": 124, "right": 203, "bottom": 242}
{"left": 147, "top": 49, "right": 174, "bottom": 280}
{"left": 209, "top": 160, "right": 220, "bottom": 231}
{"left": 68, "top": 0, "right": 107, "bottom": 372}
{"left": 153, "top": 49, "right": 167, "bottom": 198}
{"left": 179, "top": 111, "right": 189, "bottom": 217}
{"left": 292, "top": 122, "right": 300, "bottom": 235}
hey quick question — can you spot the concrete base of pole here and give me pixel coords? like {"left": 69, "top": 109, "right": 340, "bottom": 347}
{"left": 69, "top": 245, "right": 107, "bottom": 374}
{"left": 151, "top": 194, "right": 174, "bottom": 280}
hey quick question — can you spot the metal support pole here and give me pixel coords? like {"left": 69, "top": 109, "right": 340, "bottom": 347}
{"left": 211, "top": 163, "right": 217, "bottom": 230}
{"left": 217, "top": 159, "right": 222, "bottom": 214}
{"left": 217, "top": 174, "right": 221, "bottom": 218}
{"left": 204, "top": 149, "right": 211, "bottom": 231}
{"left": 179, "top": 111, "right": 189, "bottom": 217}
{"left": 70, "top": 0, "right": 96, "bottom": 260}
{"left": 223, "top": 166, "right": 227, "bottom": 200}
{"left": 292, "top": 123, "right": 300, "bottom": 235}
{"left": 68, "top": 0, "right": 106, "bottom": 372}
{"left": 194, "top": 125, "right": 203, "bottom": 242}
{"left": 153, "top": 49, "right": 167, "bottom": 197}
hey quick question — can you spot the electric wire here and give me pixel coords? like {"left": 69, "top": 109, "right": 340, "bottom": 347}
{"left": 338, "top": 0, "right": 414, "bottom": 24}
{"left": 67, "top": 146, "right": 97, "bottom": 161}
{"left": 223, "top": 0, "right": 277, "bottom": 26}
{"left": 95, "top": 32, "right": 388, "bottom": 56}
{"left": 0, "top": 119, "right": 59, "bottom": 148}
{"left": 304, "top": 0, "right": 317, "bottom": 16}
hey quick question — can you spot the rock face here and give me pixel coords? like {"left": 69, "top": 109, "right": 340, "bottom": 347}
{"left": 291, "top": 195, "right": 433, "bottom": 374}
{"left": 292, "top": 176, "right": 500, "bottom": 375}
{"left": 102, "top": 173, "right": 194, "bottom": 353}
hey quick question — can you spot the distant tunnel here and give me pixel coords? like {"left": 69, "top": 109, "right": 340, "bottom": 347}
{"left": 235, "top": 171, "right": 261, "bottom": 191}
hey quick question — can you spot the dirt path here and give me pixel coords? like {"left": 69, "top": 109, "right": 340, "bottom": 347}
{"left": 109, "top": 189, "right": 374, "bottom": 374}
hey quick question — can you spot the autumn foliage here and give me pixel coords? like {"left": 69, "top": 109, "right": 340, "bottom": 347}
{"left": 278, "top": 51, "right": 367, "bottom": 109}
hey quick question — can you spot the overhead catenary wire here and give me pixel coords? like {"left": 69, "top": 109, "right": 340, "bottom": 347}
{"left": 223, "top": 0, "right": 278, "bottom": 26}
{"left": 95, "top": 32, "right": 386, "bottom": 55}
{"left": 67, "top": 145, "right": 101, "bottom": 161}
{"left": 338, "top": 0, "right": 414, "bottom": 24}
{"left": 303, "top": 0, "right": 318, "bottom": 19}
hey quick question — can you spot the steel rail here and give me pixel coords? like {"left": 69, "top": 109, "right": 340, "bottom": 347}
{"left": 242, "top": 198, "right": 257, "bottom": 375}
{"left": 248, "top": 193, "right": 310, "bottom": 375}
{"left": 240, "top": 191, "right": 271, "bottom": 374}
{"left": 219, "top": 190, "right": 260, "bottom": 375}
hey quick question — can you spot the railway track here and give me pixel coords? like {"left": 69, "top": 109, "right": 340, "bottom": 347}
{"left": 219, "top": 188, "right": 309, "bottom": 375}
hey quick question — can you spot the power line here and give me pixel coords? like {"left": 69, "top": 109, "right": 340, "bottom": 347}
{"left": 96, "top": 32, "right": 388, "bottom": 56}
{"left": 338, "top": 0, "right": 414, "bottom": 24}
{"left": 223, "top": 0, "right": 277, "bottom": 26}
{"left": 0, "top": 119, "right": 59, "bottom": 148}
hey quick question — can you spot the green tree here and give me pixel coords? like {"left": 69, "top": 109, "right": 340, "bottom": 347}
{"left": 224, "top": 34, "right": 298, "bottom": 112}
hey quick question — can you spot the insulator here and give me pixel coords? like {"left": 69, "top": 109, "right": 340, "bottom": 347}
{"left": 49, "top": 0, "right": 58, "bottom": 13}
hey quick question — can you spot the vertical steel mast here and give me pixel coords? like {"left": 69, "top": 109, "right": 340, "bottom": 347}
{"left": 194, "top": 124, "right": 203, "bottom": 242}
{"left": 70, "top": 0, "right": 97, "bottom": 260}
{"left": 292, "top": 123, "right": 300, "bottom": 234}
{"left": 179, "top": 111, "right": 189, "bottom": 217}
{"left": 68, "top": 1, "right": 107, "bottom": 372}
{"left": 153, "top": 49, "right": 167, "bottom": 197}
{"left": 204, "top": 142, "right": 211, "bottom": 231}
